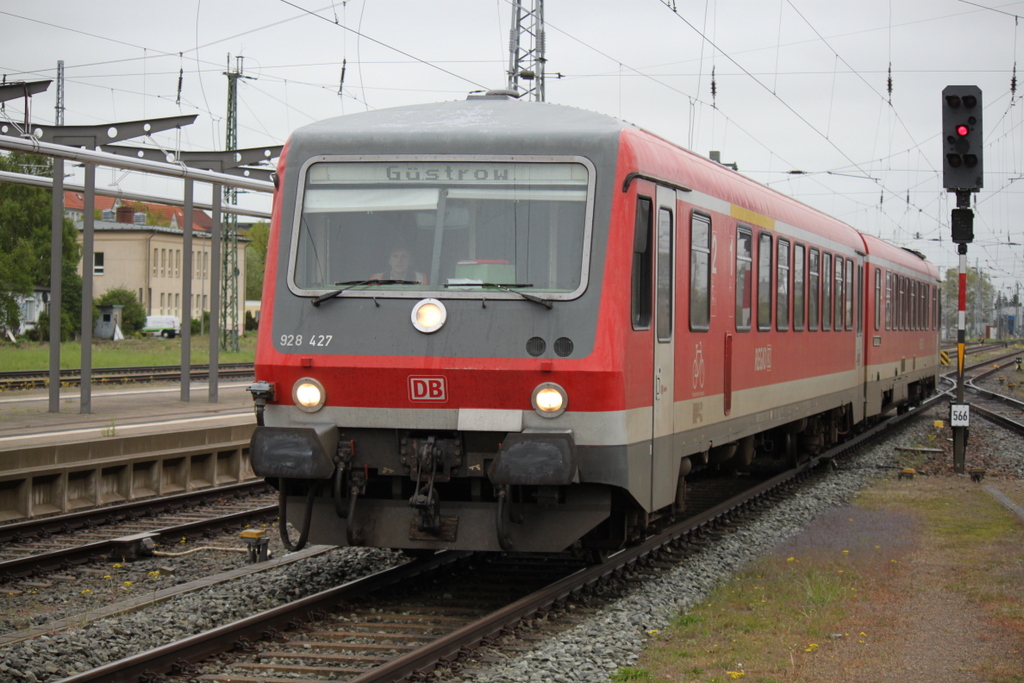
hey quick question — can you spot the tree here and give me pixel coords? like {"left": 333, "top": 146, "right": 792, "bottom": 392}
{"left": 941, "top": 266, "right": 995, "bottom": 338}
{"left": 0, "top": 152, "right": 83, "bottom": 337}
{"left": 95, "top": 286, "right": 146, "bottom": 336}
{"left": 245, "top": 221, "right": 270, "bottom": 300}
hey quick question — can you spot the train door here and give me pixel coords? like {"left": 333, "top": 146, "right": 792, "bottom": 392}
{"left": 651, "top": 186, "right": 676, "bottom": 508}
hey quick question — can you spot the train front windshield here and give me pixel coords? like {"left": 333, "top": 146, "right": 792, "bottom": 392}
{"left": 291, "top": 160, "right": 591, "bottom": 298}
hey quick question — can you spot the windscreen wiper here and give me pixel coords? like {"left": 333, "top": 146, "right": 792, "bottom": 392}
{"left": 310, "top": 279, "right": 420, "bottom": 307}
{"left": 444, "top": 281, "right": 552, "bottom": 309}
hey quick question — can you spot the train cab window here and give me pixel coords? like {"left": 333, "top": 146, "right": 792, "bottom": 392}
{"left": 874, "top": 269, "right": 882, "bottom": 331}
{"left": 656, "top": 208, "right": 673, "bottom": 342}
{"left": 757, "top": 233, "right": 773, "bottom": 331}
{"left": 690, "top": 212, "right": 711, "bottom": 331}
{"left": 808, "top": 248, "right": 820, "bottom": 330}
{"left": 822, "top": 253, "right": 832, "bottom": 330}
{"left": 793, "top": 243, "right": 805, "bottom": 330}
{"left": 736, "top": 226, "right": 752, "bottom": 332}
{"left": 292, "top": 160, "right": 590, "bottom": 301}
{"left": 631, "top": 197, "right": 653, "bottom": 330}
{"left": 845, "top": 258, "right": 854, "bottom": 330}
{"left": 776, "top": 238, "right": 790, "bottom": 331}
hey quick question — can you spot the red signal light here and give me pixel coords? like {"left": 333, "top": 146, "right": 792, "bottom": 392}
{"left": 956, "top": 124, "right": 969, "bottom": 136}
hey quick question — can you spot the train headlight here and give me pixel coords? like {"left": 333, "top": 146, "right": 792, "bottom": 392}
{"left": 412, "top": 298, "right": 447, "bottom": 334}
{"left": 293, "top": 377, "right": 326, "bottom": 412}
{"left": 532, "top": 382, "right": 568, "bottom": 418}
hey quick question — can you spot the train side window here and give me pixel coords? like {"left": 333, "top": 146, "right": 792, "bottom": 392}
{"left": 885, "top": 272, "right": 892, "bottom": 330}
{"left": 925, "top": 284, "right": 930, "bottom": 329}
{"left": 777, "top": 238, "right": 790, "bottom": 331}
{"left": 808, "top": 248, "right": 820, "bottom": 330}
{"left": 874, "top": 268, "right": 882, "bottom": 331}
{"left": 822, "top": 253, "right": 832, "bottom": 330}
{"left": 899, "top": 276, "right": 906, "bottom": 330}
{"left": 757, "top": 232, "right": 773, "bottom": 331}
{"left": 933, "top": 286, "right": 939, "bottom": 330}
{"left": 631, "top": 197, "right": 653, "bottom": 330}
{"left": 834, "top": 256, "right": 844, "bottom": 331}
{"left": 911, "top": 280, "right": 918, "bottom": 330}
{"left": 793, "top": 244, "right": 805, "bottom": 330}
{"left": 656, "top": 208, "right": 673, "bottom": 342}
{"left": 833, "top": 254, "right": 843, "bottom": 331}
{"left": 736, "top": 226, "right": 752, "bottom": 332}
{"left": 856, "top": 263, "right": 863, "bottom": 334}
{"left": 690, "top": 212, "right": 711, "bottom": 332}
{"left": 845, "top": 258, "right": 854, "bottom": 331}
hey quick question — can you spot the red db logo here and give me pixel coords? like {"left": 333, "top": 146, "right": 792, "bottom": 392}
{"left": 408, "top": 376, "right": 447, "bottom": 402}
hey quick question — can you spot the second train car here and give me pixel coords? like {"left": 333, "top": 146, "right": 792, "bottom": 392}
{"left": 248, "top": 92, "right": 940, "bottom": 554}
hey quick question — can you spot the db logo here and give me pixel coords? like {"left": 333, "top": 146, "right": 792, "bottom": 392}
{"left": 408, "top": 376, "right": 448, "bottom": 402}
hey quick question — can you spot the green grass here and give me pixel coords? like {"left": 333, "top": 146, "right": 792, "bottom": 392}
{"left": 0, "top": 335, "right": 256, "bottom": 371}
{"left": 632, "top": 480, "right": 1024, "bottom": 682}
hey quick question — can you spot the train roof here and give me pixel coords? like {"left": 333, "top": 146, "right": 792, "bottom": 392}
{"left": 287, "top": 96, "right": 937, "bottom": 276}
{"left": 287, "top": 96, "right": 631, "bottom": 157}
{"left": 860, "top": 232, "right": 941, "bottom": 280}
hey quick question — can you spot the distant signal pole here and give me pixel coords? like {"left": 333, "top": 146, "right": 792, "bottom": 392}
{"left": 507, "top": 0, "right": 546, "bottom": 101}
{"left": 221, "top": 55, "right": 254, "bottom": 352}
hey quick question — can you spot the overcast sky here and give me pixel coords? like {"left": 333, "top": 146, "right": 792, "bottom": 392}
{"left": 2, "top": 0, "right": 1024, "bottom": 294}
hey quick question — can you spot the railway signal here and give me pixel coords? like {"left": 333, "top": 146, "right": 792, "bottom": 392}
{"left": 942, "top": 85, "right": 983, "bottom": 192}
{"left": 943, "top": 85, "right": 983, "bottom": 474}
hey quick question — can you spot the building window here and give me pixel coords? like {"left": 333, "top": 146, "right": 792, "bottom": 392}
{"left": 93, "top": 252, "right": 104, "bottom": 275}
{"left": 152, "top": 248, "right": 159, "bottom": 276}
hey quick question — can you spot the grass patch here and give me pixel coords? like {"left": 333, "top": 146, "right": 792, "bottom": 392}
{"left": 0, "top": 335, "right": 255, "bottom": 371}
{"left": 633, "top": 478, "right": 1024, "bottom": 682}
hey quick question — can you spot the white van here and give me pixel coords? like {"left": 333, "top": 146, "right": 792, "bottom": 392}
{"left": 143, "top": 315, "right": 181, "bottom": 338}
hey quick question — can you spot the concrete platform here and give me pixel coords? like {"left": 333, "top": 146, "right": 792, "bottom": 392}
{"left": 0, "top": 382, "right": 260, "bottom": 522}
{"left": 0, "top": 381, "right": 255, "bottom": 452}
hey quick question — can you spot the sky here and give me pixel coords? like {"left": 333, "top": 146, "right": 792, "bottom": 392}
{"left": 2, "top": 0, "right": 1024, "bottom": 295}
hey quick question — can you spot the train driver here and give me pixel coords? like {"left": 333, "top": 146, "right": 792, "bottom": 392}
{"left": 371, "top": 245, "right": 427, "bottom": 285}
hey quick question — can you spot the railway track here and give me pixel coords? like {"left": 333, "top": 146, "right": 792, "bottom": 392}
{"left": 58, "top": 398, "right": 932, "bottom": 683}
{"left": 963, "top": 356, "right": 1024, "bottom": 436}
{"left": 0, "top": 362, "right": 255, "bottom": 391}
{"left": 0, "top": 481, "right": 274, "bottom": 582}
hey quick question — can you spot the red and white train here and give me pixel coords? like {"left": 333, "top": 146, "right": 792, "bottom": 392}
{"left": 248, "top": 92, "right": 939, "bottom": 555}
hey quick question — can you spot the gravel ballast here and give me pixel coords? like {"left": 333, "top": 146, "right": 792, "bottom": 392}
{"left": 1, "top": 409, "right": 1019, "bottom": 683}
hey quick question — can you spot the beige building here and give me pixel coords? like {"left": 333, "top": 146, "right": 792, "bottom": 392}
{"left": 65, "top": 192, "right": 246, "bottom": 329}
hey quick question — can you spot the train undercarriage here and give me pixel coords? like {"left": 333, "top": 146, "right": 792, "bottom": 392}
{"left": 255, "top": 373, "right": 935, "bottom": 555}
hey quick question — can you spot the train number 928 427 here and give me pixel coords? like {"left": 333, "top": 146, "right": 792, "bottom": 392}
{"left": 280, "top": 334, "right": 334, "bottom": 347}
